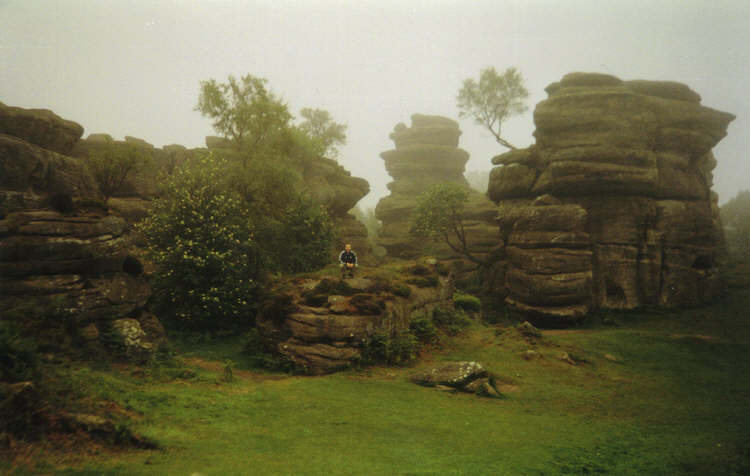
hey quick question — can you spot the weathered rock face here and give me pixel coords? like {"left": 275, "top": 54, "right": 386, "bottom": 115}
{"left": 0, "top": 105, "right": 165, "bottom": 361}
{"left": 299, "top": 156, "right": 372, "bottom": 259}
{"left": 375, "top": 114, "right": 498, "bottom": 259}
{"left": 0, "top": 101, "right": 84, "bottom": 155}
{"left": 488, "top": 73, "right": 735, "bottom": 326}
{"left": 256, "top": 269, "right": 453, "bottom": 374}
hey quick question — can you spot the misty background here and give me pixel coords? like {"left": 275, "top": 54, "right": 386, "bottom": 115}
{"left": 1, "top": 0, "right": 747, "bottom": 209}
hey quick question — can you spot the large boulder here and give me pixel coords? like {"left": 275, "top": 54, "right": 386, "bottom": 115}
{"left": 0, "top": 101, "right": 84, "bottom": 155}
{"left": 487, "top": 73, "right": 734, "bottom": 326}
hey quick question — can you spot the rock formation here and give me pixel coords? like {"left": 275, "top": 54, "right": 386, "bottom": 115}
{"left": 375, "top": 114, "right": 498, "bottom": 259}
{"left": 487, "top": 73, "right": 735, "bottom": 326}
{"left": 0, "top": 103, "right": 165, "bottom": 361}
{"left": 256, "top": 264, "right": 453, "bottom": 374}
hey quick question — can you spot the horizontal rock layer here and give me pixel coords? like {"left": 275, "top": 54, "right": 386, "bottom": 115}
{"left": 487, "top": 73, "right": 733, "bottom": 326}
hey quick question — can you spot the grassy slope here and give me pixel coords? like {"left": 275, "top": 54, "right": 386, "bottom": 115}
{"left": 4, "top": 266, "right": 750, "bottom": 475}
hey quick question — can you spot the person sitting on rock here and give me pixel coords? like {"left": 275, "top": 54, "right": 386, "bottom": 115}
{"left": 339, "top": 243, "right": 358, "bottom": 279}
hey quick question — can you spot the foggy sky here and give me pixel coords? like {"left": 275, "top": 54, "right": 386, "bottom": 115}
{"left": 1, "top": 0, "right": 748, "bottom": 208}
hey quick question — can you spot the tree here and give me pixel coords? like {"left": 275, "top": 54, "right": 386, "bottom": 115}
{"left": 410, "top": 183, "right": 482, "bottom": 264}
{"left": 298, "top": 108, "right": 347, "bottom": 159}
{"left": 196, "top": 74, "right": 292, "bottom": 163}
{"left": 86, "top": 144, "right": 151, "bottom": 201}
{"left": 138, "top": 153, "right": 260, "bottom": 329}
{"left": 457, "top": 66, "right": 529, "bottom": 150}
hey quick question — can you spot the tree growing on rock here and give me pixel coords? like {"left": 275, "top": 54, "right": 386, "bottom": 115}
{"left": 457, "top": 66, "right": 529, "bottom": 150}
{"left": 410, "top": 183, "right": 482, "bottom": 265}
{"left": 86, "top": 144, "right": 152, "bottom": 201}
{"left": 196, "top": 74, "right": 292, "bottom": 164}
{"left": 298, "top": 107, "right": 347, "bottom": 159}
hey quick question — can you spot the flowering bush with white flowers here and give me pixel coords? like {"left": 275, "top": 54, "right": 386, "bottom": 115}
{"left": 138, "top": 153, "right": 260, "bottom": 328}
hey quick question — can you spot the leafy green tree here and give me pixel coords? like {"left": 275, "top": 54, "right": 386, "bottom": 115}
{"left": 196, "top": 74, "right": 292, "bottom": 163}
{"left": 457, "top": 66, "right": 529, "bottom": 150}
{"left": 138, "top": 153, "right": 260, "bottom": 329}
{"left": 410, "top": 183, "right": 482, "bottom": 264}
{"left": 298, "top": 108, "right": 347, "bottom": 159}
{"left": 86, "top": 144, "right": 151, "bottom": 200}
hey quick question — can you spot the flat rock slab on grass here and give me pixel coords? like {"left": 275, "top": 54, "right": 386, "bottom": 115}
{"left": 410, "top": 361, "right": 488, "bottom": 388}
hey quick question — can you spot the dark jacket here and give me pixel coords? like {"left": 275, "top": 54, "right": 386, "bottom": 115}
{"left": 339, "top": 249, "right": 357, "bottom": 265}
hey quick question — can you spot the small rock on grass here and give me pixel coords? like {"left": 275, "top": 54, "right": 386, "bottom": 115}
{"left": 517, "top": 321, "right": 542, "bottom": 338}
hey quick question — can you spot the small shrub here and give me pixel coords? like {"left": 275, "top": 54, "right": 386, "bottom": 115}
{"left": 312, "top": 278, "right": 357, "bottom": 296}
{"left": 361, "top": 330, "right": 419, "bottom": 366}
{"left": 409, "top": 314, "right": 438, "bottom": 344}
{"left": 435, "top": 262, "right": 450, "bottom": 276}
{"left": 406, "top": 276, "right": 439, "bottom": 288}
{"left": 242, "top": 329, "right": 297, "bottom": 372}
{"left": 223, "top": 359, "right": 235, "bottom": 382}
{"left": 391, "top": 283, "right": 412, "bottom": 298}
{"left": 453, "top": 292, "right": 481, "bottom": 312}
{"left": 409, "top": 264, "right": 431, "bottom": 276}
{"left": 432, "top": 306, "right": 472, "bottom": 335}
{"left": 0, "top": 321, "right": 38, "bottom": 383}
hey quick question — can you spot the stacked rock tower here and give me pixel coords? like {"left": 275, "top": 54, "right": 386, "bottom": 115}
{"left": 487, "top": 73, "right": 735, "bottom": 326}
{"left": 375, "top": 114, "right": 497, "bottom": 259}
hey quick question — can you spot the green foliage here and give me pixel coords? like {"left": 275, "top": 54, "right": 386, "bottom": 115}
{"left": 432, "top": 306, "right": 472, "bottom": 335}
{"left": 312, "top": 278, "right": 357, "bottom": 296}
{"left": 391, "top": 283, "right": 412, "bottom": 298}
{"left": 138, "top": 153, "right": 260, "bottom": 329}
{"left": 457, "top": 66, "right": 529, "bottom": 150}
{"left": 263, "top": 197, "right": 334, "bottom": 274}
{"left": 453, "top": 292, "right": 482, "bottom": 312}
{"left": 0, "top": 321, "right": 38, "bottom": 382}
{"left": 298, "top": 107, "right": 347, "bottom": 159}
{"left": 86, "top": 143, "right": 152, "bottom": 200}
{"left": 361, "top": 329, "right": 419, "bottom": 366}
{"left": 196, "top": 74, "right": 292, "bottom": 161}
{"left": 721, "top": 189, "right": 750, "bottom": 260}
{"left": 242, "top": 329, "right": 297, "bottom": 372}
{"left": 222, "top": 359, "right": 235, "bottom": 382}
{"left": 411, "top": 183, "right": 483, "bottom": 264}
{"left": 408, "top": 263, "right": 431, "bottom": 276}
{"left": 409, "top": 314, "right": 439, "bottom": 344}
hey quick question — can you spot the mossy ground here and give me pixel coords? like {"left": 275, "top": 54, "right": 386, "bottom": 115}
{"left": 3, "top": 265, "right": 750, "bottom": 475}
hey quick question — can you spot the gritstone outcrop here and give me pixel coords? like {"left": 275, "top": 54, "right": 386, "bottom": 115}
{"left": 487, "top": 72, "right": 735, "bottom": 326}
{"left": 0, "top": 102, "right": 165, "bottom": 361}
{"left": 375, "top": 114, "right": 498, "bottom": 259}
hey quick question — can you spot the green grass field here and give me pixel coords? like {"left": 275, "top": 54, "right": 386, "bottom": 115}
{"left": 4, "top": 267, "right": 750, "bottom": 475}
